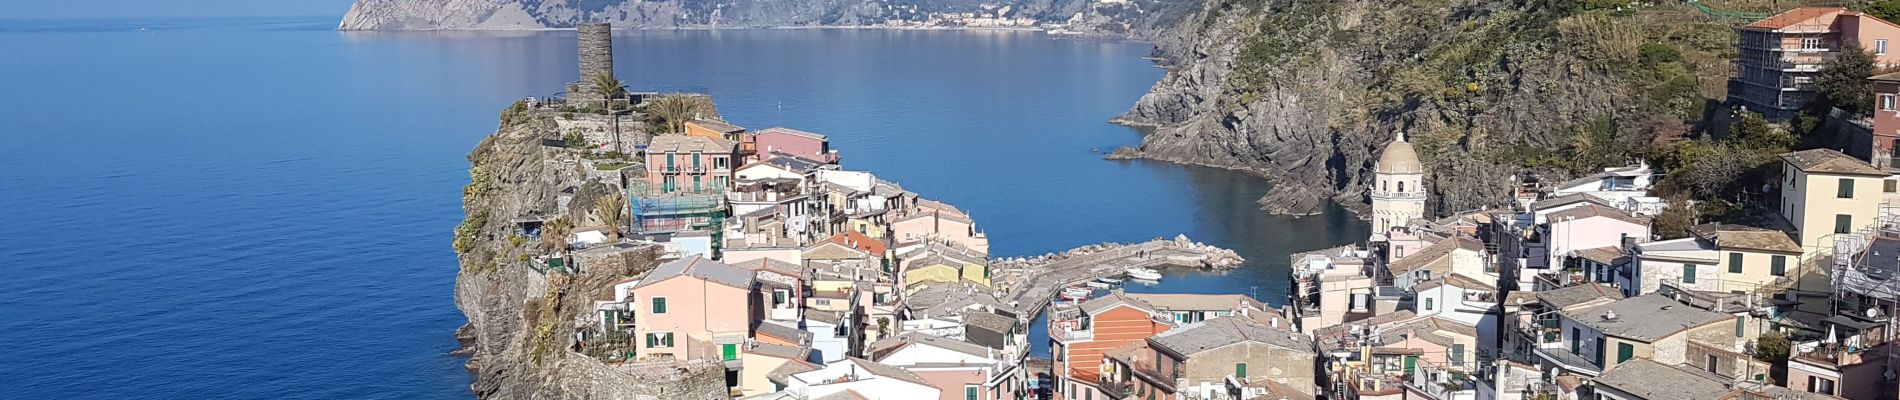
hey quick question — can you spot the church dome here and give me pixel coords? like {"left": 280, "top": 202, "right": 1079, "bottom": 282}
{"left": 1375, "top": 135, "right": 1421, "bottom": 174}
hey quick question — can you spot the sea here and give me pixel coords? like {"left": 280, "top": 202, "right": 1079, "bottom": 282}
{"left": 0, "top": 16, "right": 1363, "bottom": 398}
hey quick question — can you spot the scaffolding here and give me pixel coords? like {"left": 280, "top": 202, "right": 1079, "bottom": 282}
{"left": 628, "top": 181, "right": 727, "bottom": 242}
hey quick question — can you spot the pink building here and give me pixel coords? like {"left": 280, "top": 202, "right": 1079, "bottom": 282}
{"left": 868, "top": 332, "right": 1022, "bottom": 400}
{"left": 630, "top": 256, "right": 759, "bottom": 366}
{"left": 751, "top": 127, "right": 838, "bottom": 164}
{"left": 1870, "top": 72, "right": 1900, "bottom": 169}
{"left": 643, "top": 134, "right": 736, "bottom": 194}
{"left": 1731, "top": 7, "right": 1900, "bottom": 120}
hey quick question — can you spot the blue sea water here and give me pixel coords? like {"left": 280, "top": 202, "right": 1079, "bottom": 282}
{"left": 0, "top": 16, "right": 1363, "bottom": 398}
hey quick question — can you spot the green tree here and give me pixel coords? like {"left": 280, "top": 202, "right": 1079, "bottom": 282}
{"left": 540, "top": 217, "right": 573, "bottom": 253}
{"left": 1651, "top": 196, "right": 1696, "bottom": 239}
{"left": 593, "top": 192, "right": 627, "bottom": 240}
{"left": 1816, "top": 42, "right": 1877, "bottom": 116}
{"left": 1755, "top": 330, "right": 1791, "bottom": 364}
{"left": 649, "top": 94, "right": 703, "bottom": 135}
{"left": 1733, "top": 111, "right": 1796, "bottom": 152}
{"left": 590, "top": 72, "right": 629, "bottom": 153}
{"left": 1871, "top": 1, "right": 1900, "bottom": 24}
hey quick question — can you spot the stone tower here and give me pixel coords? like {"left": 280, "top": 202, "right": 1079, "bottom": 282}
{"left": 1370, "top": 131, "right": 1426, "bottom": 241}
{"left": 572, "top": 23, "right": 615, "bottom": 102}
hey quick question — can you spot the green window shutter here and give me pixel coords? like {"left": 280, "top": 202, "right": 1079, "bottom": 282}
{"left": 1729, "top": 253, "right": 1744, "bottom": 274}
{"left": 1840, "top": 178, "right": 1855, "bottom": 198}
{"left": 1772, "top": 256, "right": 1787, "bottom": 276}
{"left": 773, "top": 290, "right": 787, "bottom": 304}
{"left": 693, "top": 176, "right": 701, "bottom": 192}
{"left": 645, "top": 333, "right": 655, "bottom": 347}
{"left": 692, "top": 152, "right": 701, "bottom": 168}
{"left": 1837, "top": 214, "right": 1853, "bottom": 234}
{"left": 1236, "top": 363, "right": 1247, "bottom": 378}
{"left": 1736, "top": 316, "right": 1747, "bottom": 337}
{"left": 722, "top": 343, "right": 737, "bottom": 360}
{"left": 1404, "top": 355, "right": 1417, "bottom": 374}
{"left": 663, "top": 333, "right": 673, "bottom": 347}
{"left": 966, "top": 386, "right": 978, "bottom": 400}
{"left": 1616, "top": 342, "right": 1634, "bottom": 363}
{"left": 666, "top": 153, "right": 675, "bottom": 168}
{"left": 1683, "top": 264, "right": 1696, "bottom": 284}
{"left": 652, "top": 297, "right": 667, "bottom": 314}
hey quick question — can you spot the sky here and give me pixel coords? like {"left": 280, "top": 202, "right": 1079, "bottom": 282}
{"left": 3, "top": 0, "right": 355, "bottom": 19}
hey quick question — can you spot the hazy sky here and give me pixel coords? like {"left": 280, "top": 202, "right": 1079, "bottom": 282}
{"left": 4, "top": 0, "right": 356, "bottom": 19}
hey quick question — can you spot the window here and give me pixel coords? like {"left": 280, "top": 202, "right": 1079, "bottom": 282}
{"left": 1802, "top": 37, "right": 1822, "bottom": 50}
{"left": 1616, "top": 342, "right": 1634, "bottom": 363}
{"left": 965, "top": 385, "right": 978, "bottom": 400}
{"left": 1884, "top": 94, "right": 1898, "bottom": 111}
{"left": 714, "top": 176, "right": 728, "bottom": 189}
{"left": 1810, "top": 376, "right": 1837, "bottom": 395}
{"left": 772, "top": 290, "right": 788, "bottom": 306}
{"left": 1424, "top": 298, "right": 1434, "bottom": 311}
{"left": 665, "top": 152, "right": 675, "bottom": 169}
{"left": 1729, "top": 253, "right": 1744, "bottom": 274}
{"left": 1736, "top": 315, "right": 1747, "bottom": 337}
{"left": 651, "top": 297, "right": 668, "bottom": 314}
{"left": 714, "top": 156, "right": 728, "bottom": 169}
{"left": 692, "top": 175, "right": 702, "bottom": 192}
{"left": 1398, "top": 181, "right": 1406, "bottom": 192}
{"left": 1236, "top": 363, "right": 1248, "bottom": 377}
{"left": 1708, "top": 354, "right": 1720, "bottom": 373}
{"left": 1772, "top": 255, "right": 1787, "bottom": 276}
{"left": 722, "top": 343, "right": 738, "bottom": 360}
{"left": 1683, "top": 264, "right": 1697, "bottom": 284}
{"left": 691, "top": 152, "right": 702, "bottom": 169}
{"left": 1571, "top": 328, "right": 1581, "bottom": 354}
{"left": 1839, "top": 178, "right": 1856, "bottom": 198}
{"left": 1452, "top": 344, "right": 1466, "bottom": 367}
{"left": 1837, "top": 214, "right": 1854, "bottom": 234}
{"left": 645, "top": 332, "right": 674, "bottom": 348}
{"left": 1880, "top": 39, "right": 1890, "bottom": 55}
{"left": 1887, "top": 180, "right": 1897, "bottom": 193}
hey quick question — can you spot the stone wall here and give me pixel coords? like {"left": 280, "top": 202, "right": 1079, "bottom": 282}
{"left": 574, "top": 23, "right": 615, "bottom": 101}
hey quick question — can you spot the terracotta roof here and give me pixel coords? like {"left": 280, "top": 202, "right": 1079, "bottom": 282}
{"left": 1689, "top": 223, "right": 1802, "bottom": 254}
{"left": 1744, "top": 7, "right": 1843, "bottom": 30}
{"left": 824, "top": 231, "right": 888, "bottom": 257}
{"left": 1780, "top": 148, "right": 1885, "bottom": 176}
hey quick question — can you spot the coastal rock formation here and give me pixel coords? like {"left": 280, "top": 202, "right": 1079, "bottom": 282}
{"left": 452, "top": 104, "right": 728, "bottom": 399}
{"left": 1115, "top": 1, "right": 1721, "bottom": 216}
{"left": 339, "top": 0, "right": 1197, "bottom": 37}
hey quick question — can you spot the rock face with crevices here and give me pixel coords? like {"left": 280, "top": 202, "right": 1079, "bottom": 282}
{"left": 452, "top": 103, "right": 729, "bottom": 399}
{"left": 1113, "top": 0, "right": 1709, "bottom": 217}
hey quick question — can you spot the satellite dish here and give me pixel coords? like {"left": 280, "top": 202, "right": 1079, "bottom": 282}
{"left": 1870, "top": 308, "right": 1884, "bottom": 318}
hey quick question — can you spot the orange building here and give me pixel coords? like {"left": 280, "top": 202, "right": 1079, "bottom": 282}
{"left": 1049, "top": 291, "right": 1174, "bottom": 400}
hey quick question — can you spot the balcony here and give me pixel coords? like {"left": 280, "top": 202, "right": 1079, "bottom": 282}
{"left": 1054, "top": 328, "right": 1094, "bottom": 342}
{"left": 1370, "top": 190, "right": 1427, "bottom": 200}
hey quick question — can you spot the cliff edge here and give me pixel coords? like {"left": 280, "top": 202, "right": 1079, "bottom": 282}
{"left": 1115, "top": 0, "right": 1738, "bottom": 216}
{"left": 451, "top": 103, "right": 728, "bottom": 399}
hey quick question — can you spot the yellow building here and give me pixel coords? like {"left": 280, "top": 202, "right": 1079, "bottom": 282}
{"left": 1777, "top": 149, "right": 1886, "bottom": 256}
{"left": 1691, "top": 224, "right": 1802, "bottom": 293}
{"left": 900, "top": 253, "right": 988, "bottom": 289}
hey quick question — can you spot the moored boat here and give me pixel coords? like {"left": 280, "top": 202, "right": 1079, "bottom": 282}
{"left": 1125, "top": 267, "right": 1162, "bottom": 281}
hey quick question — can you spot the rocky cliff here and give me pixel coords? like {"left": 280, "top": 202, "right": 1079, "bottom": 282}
{"left": 339, "top": 0, "right": 1198, "bottom": 37}
{"left": 451, "top": 103, "right": 729, "bottom": 399}
{"left": 1114, "top": 0, "right": 1738, "bottom": 215}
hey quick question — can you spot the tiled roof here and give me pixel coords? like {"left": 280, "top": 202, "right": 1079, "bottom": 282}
{"left": 1149, "top": 317, "right": 1313, "bottom": 357}
{"left": 1534, "top": 283, "right": 1624, "bottom": 310}
{"left": 1080, "top": 290, "right": 1159, "bottom": 316}
{"left": 1780, "top": 148, "right": 1885, "bottom": 176}
{"left": 747, "top": 342, "right": 813, "bottom": 361}
{"left": 756, "top": 321, "right": 813, "bottom": 345}
{"left": 1874, "top": 71, "right": 1900, "bottom": 82}
{"left": 1592, "top": 359, "right": 1737, "bottom": 400}
{"left": 1689, "top": 223, "right": 1802, "bottom": 254}
{"left": 766, "top": 360, "right": 821, "bottom": 385}
{"left": 1529, "top": 193, "right": 1613, "bottom": 213}
{"left": 686, "top": 118, "right": 745, "bottom": 133}
{"left": 1571, "top": 246, "right": 1626, "bottom": 265}
{"left": 647, "top": 134, "right": 734, "bottom": 153}
{"left": 1123, "top": 293, "right": 1263, "bottom": 312}
{"left": 961, "top": 311, "right": 1017, "bottom": 333}
{"left": 1744, "top": 7, "right": 1843, "bottom": 30}
{"left": 844, "top": 357, "right": 936, "bottom": 387}
{"left": 868, "top": 332, "right": 994, "bottom": 361}
{"left": 756, "top": 126, "right": 828, "bottom": 141}
{"left": 1561, "top": 294, "right": 1730, "bottom": 342}
{"left": 1547, "top": 203, "right": 1649, "bottom": 226}
{"left": 634, "top": 255, "right": 754, "bottom": 290}
{"left": 1415, "top": 273, "right": 1496, "bottom": 292}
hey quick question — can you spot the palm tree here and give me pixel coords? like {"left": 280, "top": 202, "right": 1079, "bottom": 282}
{"left": 540, "top": 217, "right": 574, "bottom": 253}
{"left": 649, "top": 94, "right": 702, "bottom": 135}
{"left": 590, "top": 72, "right": 629, "bottom": 153}
{"left": 594, "top": 192, "right": 628, "bottom": 240}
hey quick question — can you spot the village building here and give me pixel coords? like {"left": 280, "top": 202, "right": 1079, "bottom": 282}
{"left": 1628, "top": 223, "right": 1803, "bottom": 297}
{"left": 783, "top": 357, "right": 941, "bottom": 399}
{"left": 1535, "top": 294, "right": 1746, "bottom": 379}
{"left": 626, "top": 256, "right": 758, "bottom": 386}
{"left": 753, "top": 127, "right": 840, "bottom": 164}
{"left": 1288, "top": 246, "right": 1381, "bottom": 334}
{"left": 1779, "top": 149, "right": 1890, "bottom": 265}
{"left": 866, "top": 332, "right": 1026, "bottom": 400}
{"left": 1100, "top": 317, "right": 1318, "bottom": 400}
{"left": 1731, "top": 7, "right": 1900, "bottom": 120}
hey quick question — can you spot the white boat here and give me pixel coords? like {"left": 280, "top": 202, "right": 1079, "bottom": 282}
{"left": 1061, "top": 287, "right": 1092, "bottom": 300}
{"left": 1085, "top": 281, "right": 1113, "bottom": 289}
{"left": 1125, "top": 267, "right": 1162, "bottom": 281}
{"left": 1094, "top": 276, "right": 1123, "bottom": 284}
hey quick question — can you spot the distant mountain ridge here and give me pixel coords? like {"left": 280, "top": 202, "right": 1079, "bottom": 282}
{"left": 337, "top": 0, "right": 1198, "bottom": 37}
